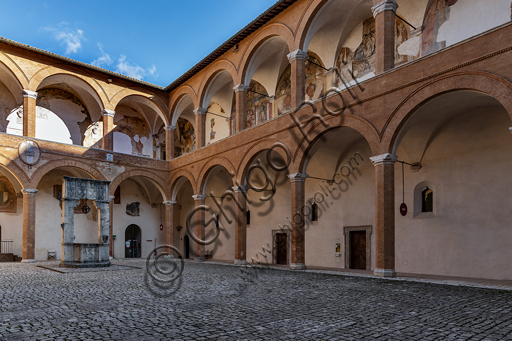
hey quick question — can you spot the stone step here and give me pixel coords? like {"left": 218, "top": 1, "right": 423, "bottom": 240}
{"left": 0, "top": 253, "right": 21, "bottom": 262}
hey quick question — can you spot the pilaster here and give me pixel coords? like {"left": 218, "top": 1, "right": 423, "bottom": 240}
{"left": 232, "top": 186, "right": 247, "bottom": 265}
{"left": 163, "top": 201, "right": 177, "bottom": 246}
{"left": 22, "top": 90, "right": 37, "bottom": 138}
{"left": 193, "top": 108, "right": 206, "bottom": 149}
{"left": 102, "top": 109, "right": 115, "bottom": 151}
{"left": 372, "top": 0, "right": 398, "bottom": 74}
{"left": 287, "top": 50, "right": 308, "bottom": 109}
{"left": 21, "top": 188, "right": 37, "bottom": 262}
{"left": 287, "top": 173, "right": 307, "bottom": 270}
{"left": 233, "top": 84, "right": 249, "bottom": 133}
{"left": 370, "top": 153, "right": 397, "bottom": 277}
{"left": 165, "top": 125, "right": 176, "bottom": 160}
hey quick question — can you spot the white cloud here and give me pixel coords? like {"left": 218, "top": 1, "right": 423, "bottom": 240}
{"left": 115, "top": 55, "right": 157, "bottom": 80}
{"left": 91, "top": 43, "right": 112, "bottom": 67}
{"left": 42, "top": 25, "right": 85, "bottom": 54}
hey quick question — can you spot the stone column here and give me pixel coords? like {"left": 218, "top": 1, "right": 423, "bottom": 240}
{"left": 61, "top": 198, "right": 79, "bottom": 265}
{"left": 370, "top": 153, "right": 397, "bottom": 277}
{"left": 21, "top": 189, "right": 37, "bottom": 262}
{"left": 287, "top": 50, "right": 308, "bottom": 109}
{"left": 193, "top": 108, "right": 206, "bottom": 150}
{"left": 372, "top": 0, "right": 398, "bottom": 74}
{"left": 233, "top": 84, "right": 249, "bottom": 133}
{"left": 102, "top": 109, "right": 115, "bottom": 151}
{"left": 192, "top": 194, "right": 206, "bottom": 261}
{"left": 288, "top": 173, "right": 307, "bottom": 270}
{"left": 165, "top": 125, "right": 176, "bottom": 160}
{"left": 163, "top": 201, "right": 176, "bottom": 246}
{"left": 22, "top": 90, "right": 37, "bottom": 138}
{"left": 109, "top": 195, "right": 115, "bottom": 258}
{"left": 95, "top": 201, "right": 110, "bottom": 263}
{"left": 233, "top": 186, "right": 247, "bottom": 265}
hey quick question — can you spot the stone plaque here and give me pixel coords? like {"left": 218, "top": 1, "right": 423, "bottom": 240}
{"left": 18, "top": 140, "right": 41, "bottom": 165}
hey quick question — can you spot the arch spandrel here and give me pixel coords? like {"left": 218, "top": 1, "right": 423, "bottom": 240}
{"left": 382, "top": 72, "right": 512, "bottom": 154}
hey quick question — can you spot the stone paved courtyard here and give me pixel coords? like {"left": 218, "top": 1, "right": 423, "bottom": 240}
{"left": 1, "top": 260, "right": 512, "bottom": 340}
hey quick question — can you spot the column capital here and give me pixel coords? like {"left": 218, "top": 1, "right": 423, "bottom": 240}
{"left": 287, "top": 49, "right": 308, "bottom": 63}
{"left": 192, "top": 194, "right": 207, "bottom": 201}
{"left": 287, "top": 173, "right": 308, "bottom": 182}
{"left": 268, "top": 96, "right": 275, "bottom": 104}
{"left": 22, "top": 188, "right": 38, "bottom": 195}
{"left": 163, "top": 200, "right": 177, "bottom": 206}
{"left": 370, "top": 153, "right": 397, "bottom": 166}
{"left": 509, "top": 127, "right": 512, "bottom": 134}
{"left": 233, "top": 84, "right": 249, "bottom": 92}
{"left": 231, "top": 185, "right": 248, "bottom": 193}
{"left": 22, "top": 90, "right": 38, "bottom": 100}
{"left": 371, "top": 0, "right": 398, "bottom": 18}
{"left": 165, "top": 125, "right": 177, "bottom": 131}
{"left": 102, "top": 109, "right": 115, "bottom": 118}
{"left": 193, "top": 107, "right": 206, "bottom": 116}
{"left": 109, "top": 195, "right": 116, "bottom": 201}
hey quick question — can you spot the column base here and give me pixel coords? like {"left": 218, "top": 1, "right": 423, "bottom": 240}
{"left": 374, "top": 268, "right": 396, "bottom": 277}
{"left": 290, "top": 263, "right": 306, "bottom": 270}
{"left": 234, "top": 259, "right": 247, "bottom": 265}
{"left": 21, "top": 259, "right": 36, "bottom": 263}
{"left": 194, "top": 257, "right": 205, "bottom": 262}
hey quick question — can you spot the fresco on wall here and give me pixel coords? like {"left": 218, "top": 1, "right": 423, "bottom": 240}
{"left": 422, "top": 0, "right": 459, "bottom": 56}
{"left": 175, "top": 117, "right": 195, "bottom": 157}
{"left": 210, "top": 118, "right": 216, "bottom": 140}
{"left": 305, "top": 54, "right": 325, "bottom": 101}
{"left": 275, "top": 66, "right": 291, "bottom": 116}
{"left": 126, "top": 202, "right": 140, "bottom": 216}
{"left": 0, "top": 176, "right": 16, "bottom": 213}
{"left": 114, "top": 115, "right": 151, "bottom": 156}
{"left": 246, "top": 80, "right": 269, "bottom": 128}
{"left": 336, "top": 17, "right": 410, "bottom": 84}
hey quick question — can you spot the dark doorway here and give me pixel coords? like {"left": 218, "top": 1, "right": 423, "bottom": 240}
{"left": 184, "top": 235, "right": 190, "bottom": 259}
{"left": 350, "top": 231, "right": 366, "bottom": 269}
{"left": 125, "top": 224, "right": 141, "bottom": 258}
{"left": 275, "top": 233, "right": 287, "bottom": 265}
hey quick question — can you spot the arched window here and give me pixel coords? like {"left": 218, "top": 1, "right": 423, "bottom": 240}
{"left": 422, "top": 187, "right": 433, "bottom": 213}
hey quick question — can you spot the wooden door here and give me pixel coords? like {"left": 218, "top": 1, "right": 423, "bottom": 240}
{"left": 350, "top": 231, "right": 366, "bottom": 270}
{"left": 276, "top": 233, "right": 287, "bottom": 265}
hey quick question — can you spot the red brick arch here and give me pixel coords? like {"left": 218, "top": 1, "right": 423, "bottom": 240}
{"left": 0, "top": 54, "right": 29, "bottom": 91}
{"left": 197, "top": 156, "right": 237, "bottom": 195}
{"left": 294, "top": 0, "right": 328, "bottom": 51}
{"left": 292, "top": 113, "right": 380, "bottom": 174}
{"left": 197, "top": 60, "right": 238, "bottom": 108}
{"left": 382, "top": 71, "right": 512, "bottom": 153}
{"left": 29, "top": 65, "right": 108, "bottom": 109}
{"left": 31, "top": 159, "right": 106, "bottom": 188}
{"left": 238, "top": 23, "right": 295, "bottom": 85}
{"left": 169, "top": 169, "right": 197, "bottom": 200}
{"left": 236, "top": 138, "right": 293, "bottom": 185}
{"left": 169, "top": 86, "right": 198, "bottom": 122}
{"left": 110, "top": 91, "right": 169, "bottom": 126}
{"left": 0, "top": 153, "right": 30, "bottom": 189}
{"left": 109, "top": 169, "right": 167, "bottom": 200}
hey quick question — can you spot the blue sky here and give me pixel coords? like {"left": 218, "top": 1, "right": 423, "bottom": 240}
{"left": 0, "top": 0, "right": 277, "bottom": 87}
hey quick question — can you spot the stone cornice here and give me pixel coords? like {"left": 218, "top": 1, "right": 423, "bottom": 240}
{"left": 287, "top": 173, "right": 308, "bottom": 182}
{"left": 165, "top": 125, "right": 177, "bottom": 131}
{"left": 192, "top": 194, "right": 207, "bottom": 201}
{"left": 193, "top": 108, "right": 206, "bottom": 116}
{"left": 233, "top": 84, "right": 250, "bottom": 92}
{"left": 102, "top": 109, "right": 115, "bottom": 118}
{"left": 370, "top": 153, "right": 397, "bottom": 166}
{"left": 287, "top": 49, "right": 308, "bottom": 62}
{"left": 22, "top": 188, "right": 38, "bottom": 194}
{"left": 22, "top": 90, "right": 38, "bottom": 100}
{"left": 163, "top": 200, "right": 177, "bottom": 205}
{"left": 371, "top": 0, "right": 398, "bottom": 18}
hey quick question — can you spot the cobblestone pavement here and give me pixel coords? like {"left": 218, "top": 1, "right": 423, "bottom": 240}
{"left": 1, "top": 260, "right": 512, "bottom": 340}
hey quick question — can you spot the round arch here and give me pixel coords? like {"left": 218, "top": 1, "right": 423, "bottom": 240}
{"left": 0, "top": 55, "right": 27, "bottom": 103}
{"left": 198, "top": 69, "right": 236, "bottom": 110}
{"left": 382, "top": 71, "right": 512, "bottom": 153}
{"left": 236, "top": 138, "right": 292, "bottom": 185}
{"left": 110, "top": 91, "right": 169, "bottom": 126}
{"left": 31, "top": 159, "right": 106, "bottom": 188}
{"left": 170, "top": 86, "right": 198, "bottom": 122}
{"left": 197, "top": 60, "right": 238, "bottom": 107}
{"left": 169, "top": 172, "right": 196, "bottom": 202}
{"left": 0, "top": 153, "right": 29, "bottom": 191}
{"left": 238, "top": 24, "right": 295, "bottom": 86}
{"left": 170, "top": 93, "right": 196, "bottom": 128}
{"left": 29, "top": 66, "right": 108, "bottom": 111}
{"left": 291, "top": 114, "right": 380, "bottom": 174}
{"left": 198, "top": 157, "right": 237, "bottom": 195}
{"left": 109, "top": 169, "right": 167, "bottom": 201}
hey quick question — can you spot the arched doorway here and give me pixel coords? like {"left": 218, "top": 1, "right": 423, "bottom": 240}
{"left": 183, "top": 235, "right": 190, "bottom": 259}
{"left": 125, "top": 224, "right": 141, "bottom": 258}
